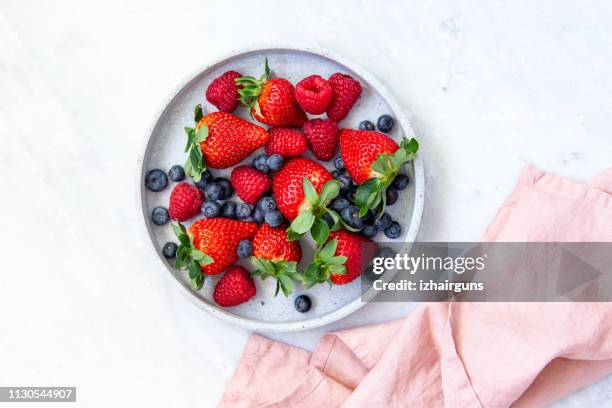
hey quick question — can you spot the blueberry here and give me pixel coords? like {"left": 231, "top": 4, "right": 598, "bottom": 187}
{"left": 201, "top": 201, "right": 221, "bottom": 218}
{"left": 331, "top": 197, "right": 350, "bottom": 212}
{"left": 236, "top": 203, "right": 253, "bottom": 220}
{"left": 264, "top": 210, "right": 283, "bottom": 227}
{"left": 145, "top": 169, "right": 168, "bottom": 192}
{"left": 294, "top": 295, "right": 312, "bottom": 313}
{"left": 237, "top": 240, "right": 252, "bottom": 258}
{"left": 322, "top": 212, "right": 335, "bottom": 227}
{"left": 162, "top": 242, "right": 178, "bottom": 258}
{"left": 253, "top": 208, "right": 265, "bottom": 224}
{"left": 337, "top": 174, "right": 353, "bottom": 193}
{"left": 377, "top": 115, "right": 394, "bottom": 133}
{"left": 384, "top": 221, "right": 401, "bottom": 239}
{"left": 345, "top": 186, "right": 357, "bottom": 203}
{"left": 253, "top": 154, "right": 269, "bottom": 173}
{"left": 385, "top": 187, "right": 399, "bottom": 205}
{"left": 362, "top": 224, "right": 378, "bottom": 238}
{"left": 204, "top": 183, "right": 223, "bottom": 200}
{"left": 194, "top": 170, "right": 213, "bottom": 189}
{"left": 151, "top": 207, "right": 169, "bottom": 225}
{"left": 221, "top": 201, "right": 237, "bottom": 218}
{"left": 215, "top": 177, "right": 233, "bottom": 200}
{"left": 168, "top": 165, "right": 185, "bottom": 182}
{"left": 267, "top": 154, "right": 284, "bottom": 171}
{"left": 334, "top": 157, "right": 345, "bottom": 171}
{"left": 376, "top": 212, "right": 393, "bottom": 230}
{"left": 362, "top": 209, "right": 379, "bottom": 226}
{"left": 392, "top": 173, "right": 409, "bottom": 190}
{"left": 257, "top": 196, "right": 277, "bottom": 212}
{"left": 341, "top": 205, "right": 365, "bottom": 230}
{"left": 358, "top": 120, "right": 375, "bottom": 131}
{"left": 332, "top": 170, "right": 341, "bottom": 179}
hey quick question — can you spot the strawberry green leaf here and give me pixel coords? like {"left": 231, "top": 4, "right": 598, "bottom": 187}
{"left": 318, "top": 180, "right": 342, "bottom": 205}
{"left": 318, "top": 238, "right": 338, "bottom": 260}
{"left": 287, "top": 230, "right": 302, "bottom": 242}
{"left": 303, "top": 177, "right": 318, "bottom": 206}
{"left": 184, "top": 127, "right": 195, "bottom": 153}
{"left": 290, "top": 210, "right": 315, "bottom": 234}
{"left": 195, "top": 125, "right": 208, "bottom": 143}
{"left": 194, "top": 104, "right": 203, "bottom": 123}
{"left": 278, "top": 274, "right": 294, "bottom": 297}
{"left": 311, "top": 218, "right": 330, "bottom": 246}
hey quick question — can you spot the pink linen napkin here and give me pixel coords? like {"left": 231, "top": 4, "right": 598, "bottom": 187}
{"left": 220, "top": 165, "right": 612, "bottom": 407}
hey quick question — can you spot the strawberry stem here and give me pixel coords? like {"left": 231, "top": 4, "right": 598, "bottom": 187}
{"left": 235, "top": 58, "right": 271, "bottom": 118}
{"left": 302, "top": 238, "right": 347, "bottom": 287}
{"left": 184, "top": 104, "right": 208, "bottom": 182}
{"left": 172, "top": 222, "right": 213, "bottom": 290}
{"left": 250, "top": 256, "right": 301, "bottom": 297}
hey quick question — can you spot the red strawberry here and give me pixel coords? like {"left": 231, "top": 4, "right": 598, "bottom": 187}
{"left": 236, "top": 59, "right": 306, "bottom": 127}
{"left": 339, "top": 129, "right": 419, "bottom": 215}
{"left": 168, "top": 182, "right": 204, "bottom": 221}
{"left": 303, "top": 118, "right": 339, "bottom": 161}
{"left": 196, "top": 112, "right": 269, "bottom": 169}
{"left": 213, "top": 266, "right": 256, "bottom": 307}
{"left": 304, "top": 230, "right": 377, "bottom": 286}
{"left": 251, "top": 224, "right": 302, "bottom": 296}
{"left": 295, "top": 75, "right": 333, "bottom": 114}
{"left": 326, "top": 73, "right": 362, "bottom": 122}
{"left": 172, "top": 219, "right": 258, "bottom": 289}
{"left": 272, "top": 157, "right": 334, "bottom": 221}
{"left": 231, "top": 166, "right": 271, "bottom": 205}
{"left": 205, "top": 71, "right": 242, "bottom": 113}
{"left": 265, "top": 127, "right": 308, "bottom": 158}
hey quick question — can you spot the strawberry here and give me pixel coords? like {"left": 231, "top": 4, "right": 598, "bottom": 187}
{"left": 273, "top": 158, "right": 344, "bottom": 245}
{"left": 339, "top": 129, "right": 419, "bottom": 216}
{"left": 183, "top": 109, "right": 269, "bottom": 179}
{"left": 236, "top": 59, "right": 307, "bottom": 127}
{"left": 303, "top": 230, "right": 377, "bottom": 286}
{"left": 205, "top": 70, "right": 242, "bottom": 113}
{"left": 250, "top": 224, "right": 302, "bottom": 296}
{"left": 172, "top": 219, "right": 258, "bottom": 289}
{"left": 231, "top": 166, "right": 271, "bottom": 205}
{"left": 168, "top": 182, "right": 204, "bottom": 221}
{"left": 213, "top": 266, "right": 256, "bottom": 307}
{"left": 265, "top": 127, "right": 308, "bottom": 158}
{"left": 295, "top": 75, "right": 333, "bottom": 114}
{"left": 303, "top": 118, "right": 339, "bottom": 161}
{"left": 326, "top": 73, "right": 362, "bottom": 122}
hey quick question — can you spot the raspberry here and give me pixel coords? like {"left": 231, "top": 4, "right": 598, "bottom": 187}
{"left": 168, "top": 182, "right": 204, "bottom": 221}
{"left": 231, "top": 166, "right": 272, "bottom": 205}
{"left": 303, "top": 118, "right": 339, "bottom": 161}
{"left": 295, "top": 75, "right": 332, "bottom": 115}
{"left": 205, "top": 71, "right": 242, "bottom": 113}
{"left": 326, "top": 73, "right": 362, "bottom": 122}
{"left": 213, "top": 266, "right": 256, "bottom": 307}
{"left": 265, "top": 127, "right": 308, "bottom": 158}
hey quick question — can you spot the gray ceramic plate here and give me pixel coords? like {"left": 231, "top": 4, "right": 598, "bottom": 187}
{"left": 140, "top": 46, "right": 424, "bottom": 332}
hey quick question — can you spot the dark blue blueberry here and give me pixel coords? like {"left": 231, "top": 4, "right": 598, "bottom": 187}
{"left": 201, "top": 201, "right": 221, "bottom": 218}
{"left": 362, "top": 224, "right": 378, "bottom": 239}
{"left": 385, "top": 187, "right": 399, "bottom": 205}
{"left": 214, "top": 177, "right": 233, "bottom": 200}
{"left": 294, "top": 294, "right": 312, "bottom": 313}
{"left": 331, "top": 197, "right": 350, "bottom": 212}
{"left": 253, "top": 208, "right": 265, "bottom": 224}
{"left": 345, "top": 186, "right": 357, "bottom": 203}
{"left": 237, "top": 240, "right": 252, "bottom": 258}
{"left": 168, "top": 165, "right": 185, "bottom": 182}
{"left": 322, "top": 212, "right": 335, "bottom": 227}
{"left": 384, "top": 221, "right": 401, "bottom": 239}
{"left": 334, "top": 157, "right": 345, "bottom": 171}
{"left": 194, "top": 170, "right": 213, "bottom": 189}
{"left": 162, "top": 242, "right": 178, "bottom": 259}
{"left": 151, "top": 207, "right": 169, "bottom": 225}
{"left": 266, "top": 154, "right": 284, "bottom": 171}
{"left": 376, "top": 115, "right": 394, "bottom": 133}
{"left": 337, "top": 174, "right": 353, "bottom": 193}
{"left": 332, "top": 170, "right": 341, "bottom": 179}
{"left": 204, "top": 183, "right": 223, "bottom": 201}
{"left": 376, "top": 212, "right": 393, "bottom": 230}
{"left": 236, "top": 203, "right": 253, "bottom": 220}
{"left": 264, "top": 209, "right": 283, "bottom": 227}
{"left": 358, "top": 120, "right": 375, "bottom": 131}
{"left": 221, "top": 201, "right": 237, "bottom": 218}
{"left": 392, "top": 173, "right": 410, "bottom": 190}
{"left": 363, "top": 209, "right": 379, "bottom": 226}
{"left": 145, "top": 169, "right": 168, "bottom": 192}
{"left": 253, "top": 154, "right": 269, "bottom": 173}
{"left": 341, "top": 205, "right": 365, "bottom": 230}
{"left": 257, "top": 196, "right": 277, "bottom": 212}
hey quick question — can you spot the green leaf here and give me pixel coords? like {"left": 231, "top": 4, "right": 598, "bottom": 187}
{"left": 188, "top": 261, "right": 201, "bottom": 280}
{"left": 200, "top": 254, "right": 213, "bottom": 266}
{"left": 278, "top": 274, "right": 294, "bottom": 297}
{"left": 329, "top": 265, "right": 346, "bottom": 275}
{"left": 318, "top": 238, "right": 338, "bottom": 260}
{"left": 302, "top": 178, "right": 318, "bottom": 205}
{"left": 195, "top": 124, "right": 208, "bottom": 143}
{"left": 290, "top": 210, "right": 315, "bottom": 234}
{"left": 355, "top": 179, "right": 380, "bottom": 208}
{"left": 194, "top": 104, "right": 203, "bottom": 123}
{"left": 327, "top": 255, "right": 347, "bottom": 265}
{"left": 191, "top": 249, "right": 205, "bottom": 261}
{"left": 287, "top": 230, "right": 302, "bottom": 241}
{"left": 318, "top": 180, "right": 341, "bottom": 205}
{"left": 311, "top": 218, "right": 329, "bottom": 246}
{"left": 184, "top": 127, "right": 195, "bottom": 153}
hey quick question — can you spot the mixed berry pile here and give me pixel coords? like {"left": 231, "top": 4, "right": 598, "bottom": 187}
{"left": 145, "top": 59, "right": 419, "bottom": 312}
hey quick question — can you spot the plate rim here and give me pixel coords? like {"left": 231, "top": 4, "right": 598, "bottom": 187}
{"left": 138, "top": 44, "right": 425, "bottom": 332}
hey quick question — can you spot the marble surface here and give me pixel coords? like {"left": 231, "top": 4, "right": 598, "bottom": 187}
{"left": 1, "top": 0, "right": 611, "bottom": 406}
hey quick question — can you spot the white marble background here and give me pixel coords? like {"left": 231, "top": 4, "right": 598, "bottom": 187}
{"left": 1, "top": 0, "right": 611, "bottom": 406}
